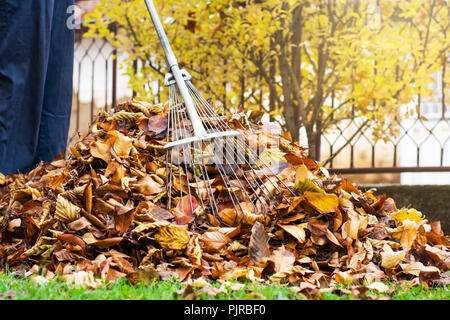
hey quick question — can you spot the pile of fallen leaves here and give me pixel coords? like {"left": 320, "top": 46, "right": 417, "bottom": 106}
{"left": 0, "top": 100, "right": 448, "bottom": 296}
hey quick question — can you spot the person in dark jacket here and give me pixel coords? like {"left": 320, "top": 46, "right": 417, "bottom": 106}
{"left": 0, "top": 0, "right": 75, "bottom": 175}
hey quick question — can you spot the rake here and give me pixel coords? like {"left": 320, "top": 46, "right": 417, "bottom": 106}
{"left": 144, "top": 0, "right": 294, "bottom": 226}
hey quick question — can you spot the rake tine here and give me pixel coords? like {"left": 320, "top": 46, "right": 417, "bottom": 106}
{"left": 145, "top": 0, "right": 296, "bottom": 227}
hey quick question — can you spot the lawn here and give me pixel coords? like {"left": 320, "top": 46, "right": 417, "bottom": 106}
{"left": 0, "top": 271, "right": 448, "bottom": 300}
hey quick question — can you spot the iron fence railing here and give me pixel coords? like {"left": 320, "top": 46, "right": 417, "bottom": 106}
{"left": 322, "top": 109, "right": 450, "bottom": 175}
{"left": 70, "top": 24, "right": 119, "bottom": 145}
{"left": 71, "top": 27, "right": 450, "bottom": 175}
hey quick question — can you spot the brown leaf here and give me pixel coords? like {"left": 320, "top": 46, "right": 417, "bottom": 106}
{"left": 284, "top": 151, "right": 318, "bottom": 169}
{"left": 54, "top": 249, "right": 83, "bottom": 262}
{"left": 172, "top": 195, "right": 198, "bottom": 225}
{"left": 83, "top": 180, "right": 93, "bottom": 214}
{"left": 90, "top": 140, "right": 112, "bottom": 162}
{"left": 114, "top": 207, "right": 135, "bottom": 235}
{"left": 147, "top": 115, "right": 168, "bottom": 135}
{"left": 424, "top": 245, "right": 449, "bottom": 265}
{"left": 270, "top": 245, "right": 295, "bottom": 273}
{"left": 67, "top": 217, "right": 92, "bottom": 231}
{"left": 278, "top": 223, "right": 307, "bottom": 243}
{"left": 131, "top": 175, "right": 163, "bottom": 195}
{"left": 248, "top": 221, "right": 270, "bottom": 264}
{"left": 57, "top": 233, "right": 86, "bottom": 253}
{"left": 340, "top": 179, "right": 361, "bottom": 195}
{"left": 400, "top": 262, "right": 440, "bottom": 279}
{"left": 55, "top": 194, "right": 81, "bottom": 223}
{"left": 186, "top": 234, "right": 203, "bottom": 265}
{"left": 107, "top": 130, "right": 133, "bottom": 157}
{"left": 307, "top": 219, "right": 328, "bottom": 236}
{"left": 90, "top": 237, "right": 123, "bottom": 249}
{"left": 325, "top": 229, "right": 343, "bottom": 248}
{"left": 149, "top": 207, "right": 174, "bottom": 221}
{"left": 200, "top": 231, "right": 231, "bottom": 253}
{"left": 126, "top": 269, "right": 160, "bottom": 285}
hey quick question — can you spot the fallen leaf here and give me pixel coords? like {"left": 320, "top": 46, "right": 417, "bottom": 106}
{"left": 55, "top": 194, "right": 81, "bottom": 223}
{"left": 57, "top": 233, "right": 86, "bottom": 253}
{"left": 63, "top": 271, "right": 103, "bottom": 289}
{"left": 400, "top": 262, "right": 440, "bottom": 279}
{"left": 131, "top": 175, "right": 164, "bottom": 195}
{"left": 304, "top": 191, "right": 338, "bottom": 214}
{"left": 90, "top": 237, "right": 123, "bottom": 249}
{"left": 380, "top": 250, "right": 406, "bottom": 269}
{"left": 90, "top": 140, "right": 111, "bottom": 162}
{"left": 248, "top": 221, "right": 270, "bottom": 263}
{"left": 325, "top": 229, "right": 343, "bottom": 248}
{"left": 278, "top": 224, "right": 307, "bottom": 243}
{"left": 67, "top": 217, "right": 92, "bottom": 231}
{"left": 147, "top": 115, "right": 168, "bottom": 135}
{"left": 200, "top": 231, "right": 231, "bottom": 253}
{"left": 389, "top": 208, "right": 425, "bottom": 223}
{"left": 107, "top": 130, "right": 133, "bottom": 157}
{"left": 84, "top": 180, "right": 93, "bottom": 214}
{"left": 295, "top": 179, "right": 324, "bottom": 194}
{"left": 155, "top": 225, "right": 190, "bottom": 250}
{"left": 270, "top": 245, "right": 295, "bottom": 273}
{"left": 186, "top": 234, "right": 203, "bottom": 265}
{"left": 114, "top": 208, "right": 135, "bottom": 235}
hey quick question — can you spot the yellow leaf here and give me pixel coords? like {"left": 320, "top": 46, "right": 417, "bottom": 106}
{"left": 348, "top": 249, "right": 366, "bottom": 270}
{"left": 278, "top": 224, "right": 307, "bottom": 243}
{"left": 228, "top": 240, "right": 247, "bottom": 251}
{"left": 304, "top": 191, "right": 338, "bottom": 213}
{"left": 391, "top": 219, "right": 419, "bottom": 251}
{"left": 221, "top": 267, "right": 257, "bottom": 282}
{"left": 107, "top": 130, "right": 133, "bottom": 157}
{"left": 388, "top": 208, "right": 425, "bottom": 223}
{"left": 295, "top": 179, "right": 324, "bottom": 194}
{"left": 256, "top": 148, "right": 285, "bottom": 166}
{"left": 154, "top": 225, "right": 189, "bottom": 250}
{"left": 380, "top": 250, "right": 405, "bottom": 269}
{"left": 294, "top": 164, "right": 308, "bottom": 185}
{"left": 90, "top": 140, "right": 111, "bottom": 162}
{"left": 335, "top": 271, "right": 354, "bottom": 285}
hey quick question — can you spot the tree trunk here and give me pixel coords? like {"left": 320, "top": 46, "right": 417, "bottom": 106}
{"left": 304, "top": 123, "right": 317, "bottom": 160}
{"left": 268, "top": 40, "right": 276, "bottom": 121}
{"left": 283, "top": 102, "right": 300, "bottom": 142}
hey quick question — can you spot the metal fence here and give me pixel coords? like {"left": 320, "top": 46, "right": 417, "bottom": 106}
{"left": 70, "top": 24, "right": 118, "bottom": 145}
{"left": 322, "top": 99, "right": 450, "bottom": 175}
{"left": 72, "top": 28, "right": 450, "bottom": 177}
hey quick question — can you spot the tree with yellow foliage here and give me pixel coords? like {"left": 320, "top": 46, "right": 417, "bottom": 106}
{"left": 84, "top": 0, "right": 448, "bottom": 160}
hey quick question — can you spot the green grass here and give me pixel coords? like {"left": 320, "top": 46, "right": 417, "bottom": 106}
{"left": 0, "top": 271, "right": 448, "bottom": 300}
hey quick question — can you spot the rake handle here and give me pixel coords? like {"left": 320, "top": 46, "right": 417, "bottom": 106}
{"left": 143, "top": 0, "right": 207, "bottom": 137}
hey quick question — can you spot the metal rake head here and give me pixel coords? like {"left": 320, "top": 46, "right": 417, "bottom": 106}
{"left": 164, "top": 79, "right": 294, "bottom": 226}
{"left": 143, "top": 0, "right": 294, "bottom": 226}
